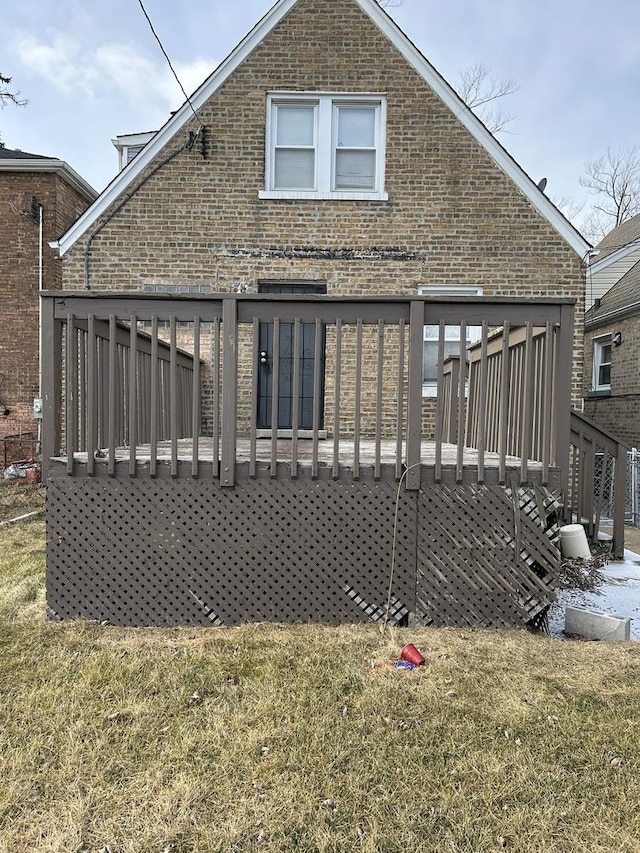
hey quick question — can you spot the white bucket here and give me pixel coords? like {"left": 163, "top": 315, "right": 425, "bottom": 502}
{"left": 559, "top": 524, "right": 591, "bottom": 559}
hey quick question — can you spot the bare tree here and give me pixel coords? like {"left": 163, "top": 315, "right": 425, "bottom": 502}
{"left": 377, "top": 0, "right": 403, "bottom": 7}
{"left": 454, "top": 62, "right": 519, "bottom": 134}
{"left": 579, "top": 147, "right": 640, "bottom": 241}
{"left": 0, "top": 73, "right": 27, "bottom": 108}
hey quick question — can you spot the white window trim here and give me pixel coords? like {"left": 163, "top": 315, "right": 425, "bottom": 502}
{"left": 260, "top": 92, "right": 388, "bottom": 201}
{"left": 593, "top": 334, "right": 612, "bottom": 392}
{"left": 418, "top": 285, "right": 484, "bottom": 398}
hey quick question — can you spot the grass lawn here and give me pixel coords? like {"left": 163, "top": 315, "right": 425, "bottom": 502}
{"left": 1, "top": 484, "right": 640, "bottom": 852}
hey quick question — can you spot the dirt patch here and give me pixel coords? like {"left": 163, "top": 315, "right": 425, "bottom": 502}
{"left": 600, "top": 524, "right": 640, "bottom": 555}
{"left": 0, "top": 482, "right": 45, "bottom": 524}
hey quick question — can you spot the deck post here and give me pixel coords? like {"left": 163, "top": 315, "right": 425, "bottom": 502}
{"left": 612, "top": 442, "right": 627, "bottom": 559}
{"left": 221, "top": 297, "right": 238, "bottom": 487}
{"left": 41, "top": 295, "right": 62, "bottom": 481}
{"left": 406, "top": 300, "right": 423, "bottom": 490}
{"left": 554, "top": 303, "right": 575, "bottom": 515}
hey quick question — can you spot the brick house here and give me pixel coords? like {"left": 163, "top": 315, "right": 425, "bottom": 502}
{"left": 0, "top": 146, "right": 96, "bottom": 442}
{"left": 42, "top": 0, "right": 625, "bottom": 629}
{"left": 584, "top": 225, "right": 640, "bottom": 447}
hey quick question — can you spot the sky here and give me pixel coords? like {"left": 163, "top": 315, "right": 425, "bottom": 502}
{"left": 2, "top": 0, "right": 640, "bottom": 229}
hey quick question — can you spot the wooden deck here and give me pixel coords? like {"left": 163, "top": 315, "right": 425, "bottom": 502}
{"left": 54, "top": 437, "right": 544, "bottom": 470}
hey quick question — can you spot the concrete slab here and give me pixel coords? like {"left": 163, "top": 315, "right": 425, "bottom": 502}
{"left": 564, "top": 605, "right": 631, "bottom": 641}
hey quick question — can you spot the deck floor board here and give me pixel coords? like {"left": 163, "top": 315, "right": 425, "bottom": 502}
{"left": 55, "top": 437, "right": 543, "bottom": 470}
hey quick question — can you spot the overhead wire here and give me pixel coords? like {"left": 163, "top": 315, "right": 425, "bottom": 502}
{"left": 135, "top": 0, "right": 205, "bottom": 131}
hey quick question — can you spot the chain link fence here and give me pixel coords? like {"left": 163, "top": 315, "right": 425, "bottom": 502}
{"left": 594, "top": 447, "right": 640, "bottom": 527}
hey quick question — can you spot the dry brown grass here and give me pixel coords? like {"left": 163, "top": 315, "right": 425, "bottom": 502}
{"left": 1, "top": 495, "right": 640, "bottom": 852}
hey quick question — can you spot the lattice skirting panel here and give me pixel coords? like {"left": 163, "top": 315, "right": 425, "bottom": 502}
{"left": 416, "top": 483, "right": 561, "bottom": 628}
{"left": 46, "top": 466, "right": 418, "bottom": 626}
{"left": 46, "top": 467, "right": 561, "bottom": 628}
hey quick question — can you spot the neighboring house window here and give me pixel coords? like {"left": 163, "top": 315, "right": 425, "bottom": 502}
{"left": 418, "top": 286, "right": 483, "bottom": 397}
{"left": 593, "top": 335, "right": 612, "bottom": 392}
{"left": 260, "top": 93, "right": 388, "bottom": 200}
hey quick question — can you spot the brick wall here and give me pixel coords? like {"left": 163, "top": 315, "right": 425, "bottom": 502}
{"left": 0, "top": 170, "right": 92, "bottom": 438}
{"left": 584, "top": 314, "right": 640, "bottom": 447}
{"left": 60, "top": 0, "right": 584, "bottom": 434}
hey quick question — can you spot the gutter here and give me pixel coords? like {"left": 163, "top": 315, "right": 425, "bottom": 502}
{"left": 0, "top": 158, "right": 98, "bottom": 202}
{"left": 585, "top": 299, "right": 640, "bottom": 330}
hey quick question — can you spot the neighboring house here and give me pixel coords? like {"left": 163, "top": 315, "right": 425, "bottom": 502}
{"left": 43, "top": 0, "right": 622, "bottom": 630}
{"left": 584, "top": 254, "right": 640, "bottom": 448}
{"left": 584, "top": 213, "right": 640, "bottom": 311}
{"left": 111, "top": 131, "right": 155, "bottom": 172}
{"left": 0, "top": 145, "right": 96, "bottom": 441}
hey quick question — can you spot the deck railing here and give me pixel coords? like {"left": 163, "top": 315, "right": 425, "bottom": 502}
{"left": 569, "top": 410, "right": 627, "bottom": 558}
{"left": 41, "top": 292, "right": 576, "bottom": 491}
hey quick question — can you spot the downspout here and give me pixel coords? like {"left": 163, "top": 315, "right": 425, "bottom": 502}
{"left": 37, "top": 203, "right": 44, "bottom": 451}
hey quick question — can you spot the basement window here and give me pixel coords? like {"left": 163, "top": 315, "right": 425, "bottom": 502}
{"left": 260, "top": 93, "right": 388, "bottom": 201}
{"left": 593, "top": 334, "right": 612, "bottom": 392}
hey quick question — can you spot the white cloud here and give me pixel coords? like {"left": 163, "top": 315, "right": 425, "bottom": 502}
{"left": 15, "top": 30, "right": 217, "bottom": 113}
{"left": 17, "top": 33, "right": 99, "bottom": 98}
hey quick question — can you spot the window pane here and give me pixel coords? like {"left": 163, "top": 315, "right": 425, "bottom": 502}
{"left": 600, "top": 343, "right": 612, "bottom": 364}
{"left": 274, "top": 149, "right": 315, "bottom": 189}
{"left": 335, "top": 150, "right": 375, "bottom": 189}
{"left": 599, "top": 364, "right": 611, "bottom": 386}
{"left": 423, "top": 340, "right": 460, "bottom": 382}
{"left": 338, "top": 108, "right": 375, "bottom": 147}
{"left": 276, "top": 106, "right": 314, "bottom": 146}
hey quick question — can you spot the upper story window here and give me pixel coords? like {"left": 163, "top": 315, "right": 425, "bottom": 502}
{"left": 593, "top": 334, "right": 612, "bottom": 393}
{"left": 259, "top": 93, "right": 388, "bottom": 201}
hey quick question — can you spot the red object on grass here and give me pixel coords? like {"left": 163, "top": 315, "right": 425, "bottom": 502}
{"left": 400, "top": 643, "right": 425, "bottom": 666}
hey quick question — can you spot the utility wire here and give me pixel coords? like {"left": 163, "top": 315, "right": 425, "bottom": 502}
{"left": 136, "top": 0, "right": 204, "bottom": 130}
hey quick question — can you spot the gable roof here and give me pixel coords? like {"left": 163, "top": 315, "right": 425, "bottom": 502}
{"left": 0, "top": 146, "right": 97, "bottom": 202}
{"left": 54, "top": 0, "right": 589, "bottom": 257}
{"left": 589, "top": 212, "right": 640, "bottom": 273}
{"left": 586, "top": 257, "right": 640, "bottom": 328}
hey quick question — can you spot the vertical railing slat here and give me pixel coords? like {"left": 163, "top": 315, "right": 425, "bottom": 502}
{"left": 312, "top": 317, "right": 322, "bottom": 479}
{"left": 354, "top": 319, "right": 362, "bottom": 480}
{"left": 333, "top": 319, "right": 342, "bottom": 480}
{"left": 270, "top": 317, "right": 280, "bottom": 478}
{"left": 374, "top": 319, "right": 384, "bottom": 480}
{"left": 213, "top": 317, "right": 221, "bottom": 480}
{"left": 78, "top": 330, "right": 86, "bottom": 453}
{"left": 150, "top": 317, "right": 158, "bottom": 478}
{"left": 192, "top": 317, "right": 201, "bottom": 478}
{"left": 291, "top": 318, "right": 301, "bottom": 479}
{"left": 541, "top": 322, "right": 553, "bottom": 484}
{"left": 66, "top": 314, "right": 77, "bottom": 476}
{"left": 477, "top": 321, "right": 488, "bottom": 484}
{"left": 520, "top": 322, "right": 534, "bottom": 484}
{"left": 250, "top": 317, "right": 259, "bottom": 478}
{"left": 456, "top": 321, "right": 466, "bottom": 483}
{"left": 406, "top": 301, "right": 424, "bottom": 490}
{"left": 498, "top": 321, "right": 510, "bottom": 484}
{"left": 129, "top": 316, "right": 138, "bottom": 477}
{"left": 434, "top": 320, "right": 446, "bottom": 483}
{"left": 555, "top": 303, "right": 575, "bottom": 513}
{"left": 170, "top": 316, "right": 178, "bottom": 477}
{"left": 108, "top": 315, "right": 117, "bottom": 476}
{"left": 395, "top": 318, "right": 405, "bottom": 480}
{"left": 86, "top": 314, "right": 97, "bottom": 476}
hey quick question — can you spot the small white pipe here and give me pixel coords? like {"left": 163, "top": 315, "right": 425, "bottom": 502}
{"left": 37, "top": 204, "right": 44, "bottom": 452}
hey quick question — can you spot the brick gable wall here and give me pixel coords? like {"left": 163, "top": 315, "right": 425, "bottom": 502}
{"left": 59, "top": 0, "right": 584, "bottom": 434}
